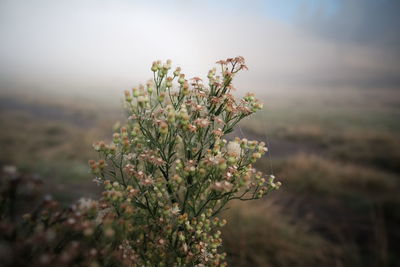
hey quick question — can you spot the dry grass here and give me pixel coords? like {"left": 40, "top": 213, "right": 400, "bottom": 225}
{"left": 276, "top": 154, "right": 398, "bottom": 198}
{"left": 263, "top": 154, "right": 400, "bottom": 267}
{"left": 222, "top": 201, "right": 342, "bottom": 267}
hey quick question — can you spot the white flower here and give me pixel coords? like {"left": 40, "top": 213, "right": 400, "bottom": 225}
{"left": 95, "top": 207, "right": 113, "bottom": 226}
{"left": 77, "top": 198, "right": 97, "bottom": 211}
{"left": 226, "top": 141, "right": 241, "bottom": 157}
{"left": 92, "top": 177, "right": 103, "bottom": 186}
{"left": 170, "top": 205, "right": 180, "bottom": 215}
{"left": 124, "top": 153, "right": 136, "bottom": 161}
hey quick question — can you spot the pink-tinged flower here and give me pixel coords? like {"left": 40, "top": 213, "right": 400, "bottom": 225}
{"left": 240, "top": 64, "right": 248, "bottom": 70}
{"left": 191, "top": 77, "right": 203, "bottom": 82}
{"left": 223, "top": 70, "right": 232, "bottom": 77}
{"left": 237, "top": 105, "right": 252, "bottom": 115}
{"left": 215, "top": 117, "right": 224, "bottom": 124}
{"left": 154, "top": 157, "right": 165, "bottom": 166}
{"left": 227, "top": 84, "right": 236, "bottom": 91}
{"left": 213, "top": 128, "right": 223, "bottom": 137}
{"left": 124, "top": 164, "right": 135, "bottom": 175}
{"left": 140, "top": 151, "right": 166, "bottom": 166}
{"left": 194, "top": 118, "right": 210, "bottom": 128}
{"left": 212, "top": 181, "right": 233, "bottom": 191}
{"left": 141, "top": 177, "right": 154, "bottom": 186}
{"left": 235, "top": 56, "right": 245, "bottom": 63}
{"left": 196, "top": 90, "right": 207, "bottom": 98}
{"left": 211, "top": 97, "right": 222, "bottom": 104}
{"left": 187, "top": 124, "right": 197, "bottom": 132}
{"left": 213, "top": 81, "right": 221, "bottom": 88}
{"left": 194, "top": 104, "right": 204, "bottom": 112}
{"left": 226, "top": 102, "right": 237, "bottom": 113}
{"left": 128, "top": 114, "right": 138, "bottom": 120}
{"left": 224, "top": 93, "right": 235, "bottom": 103}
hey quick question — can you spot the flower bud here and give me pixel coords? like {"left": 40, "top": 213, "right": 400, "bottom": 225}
{"left": 151, "top": 61, "right": 158, "bottom": 72}
{"left": 98, "top": 159, "right": 106, "bottom": 169}
{"left": 166, "top": 77, "right": 173, "bottom": 88}
{"left": 160, "top": 121, "right": 168, "bottom": 135}
{"left": 178, "top": 74, "right": 185, "bottom": 84}
{"left": 173, "top": 67, "right": 181, "bottom": 76}
{"left": 124, "top": 90, "right": 132, "bottom": 102}
{"left": 182, "top": 81, "right": 189, "bottom": 96}
{"left": 132, "top": 88, "right": 139, "bottom": 97}
{"left": 165, "top": 59, "right": 172, "bottom": 69}
{"left": 104, "top": 228, "right": 115, "bottom": 237}
{"left": 138, "top": 95, "right": 149, "bottom": 106}
{"left": 159, "top": 92, "right": 166, "bottom": 102}
{"left": 113, "top": 133, "right": 120, "bottom": 144}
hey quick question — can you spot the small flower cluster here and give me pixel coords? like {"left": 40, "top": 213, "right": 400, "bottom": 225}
{"left": 88, "top": 57, "right": 280, "bottom": 265}
{"left": 0, "top": 166, "right": 136, "bottom": 267}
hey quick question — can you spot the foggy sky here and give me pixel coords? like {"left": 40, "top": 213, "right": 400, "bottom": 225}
{"left": 0, "top": 0, "right": 399, "bottom": 99}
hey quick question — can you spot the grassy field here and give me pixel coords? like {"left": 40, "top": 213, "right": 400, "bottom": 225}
{"left": 0, "top": 87, "right": 399, "bottom": 266}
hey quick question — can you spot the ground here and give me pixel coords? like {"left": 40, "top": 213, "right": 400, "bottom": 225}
{"left": 0, "top": 87, "right": 399, "bottom": 266}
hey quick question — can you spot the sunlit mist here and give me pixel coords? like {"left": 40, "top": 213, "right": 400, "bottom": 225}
{"left": 1, "top": 0, "right": 399, "bottom": 100}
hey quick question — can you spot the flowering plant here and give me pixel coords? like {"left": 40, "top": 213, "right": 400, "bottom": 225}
{"left": 90, "top": 56, "right": 280, "bottom": 266}
{"left": 0, "top": 57, "right": 280, "bottom": 267}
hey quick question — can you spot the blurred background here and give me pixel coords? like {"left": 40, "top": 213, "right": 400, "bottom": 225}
{"left": 1, "top": 0, "right": 399, "bottom": 266}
